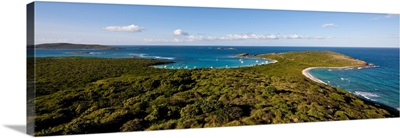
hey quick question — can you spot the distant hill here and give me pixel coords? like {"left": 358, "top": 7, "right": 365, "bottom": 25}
{"left": 32, "top": 43, "right": 119, "bottom": 50}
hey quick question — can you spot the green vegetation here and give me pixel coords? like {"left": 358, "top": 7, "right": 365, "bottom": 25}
{"left": 30, "top": 51, "right": 398, "bottom": 136}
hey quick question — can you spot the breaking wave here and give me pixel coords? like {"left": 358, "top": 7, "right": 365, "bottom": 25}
{"left": 88, "top": 52, "right": 104, "bottom": 55}
{"left": 129, "top": 53, "right": 175, "bottom": 60}
{"left": 354, "top": 91, "right": 380, "bottom": 101}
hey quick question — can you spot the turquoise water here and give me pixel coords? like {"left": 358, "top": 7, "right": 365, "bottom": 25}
{"left": 33, "top": 46, "right": 399, "bottom": 108}
{"left": 34, "top": 46, "right": 271, "bottom": 69}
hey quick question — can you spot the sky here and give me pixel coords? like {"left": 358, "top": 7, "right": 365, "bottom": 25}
{"left": 34, "top": 2, "right": 399, "bottom": 47}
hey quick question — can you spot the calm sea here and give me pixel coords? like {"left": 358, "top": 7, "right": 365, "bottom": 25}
{"left": 34, "top": 46, "right": 399, "bottom": 109}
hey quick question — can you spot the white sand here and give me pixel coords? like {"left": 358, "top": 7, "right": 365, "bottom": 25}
{"left": 302, "top": 66, "right": 356, "bottom": 85}
{"left": 302, "top": 67, "right": 327, "bottom": 85}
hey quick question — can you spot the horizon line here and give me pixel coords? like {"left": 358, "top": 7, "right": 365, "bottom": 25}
{"left": 33, "top": 42, "right": 399, "bottom": 48}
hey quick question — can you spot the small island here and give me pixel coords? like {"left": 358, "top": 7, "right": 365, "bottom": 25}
{"left": 236, "top": 53, "right": 250, "bottom": 57}
{"left": 33, "top": 43, "right": 119, "bottom": 50}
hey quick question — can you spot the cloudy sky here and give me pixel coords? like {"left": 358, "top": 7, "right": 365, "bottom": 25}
{"left": 35, "top": 2, "right": 399, "bottom": 47}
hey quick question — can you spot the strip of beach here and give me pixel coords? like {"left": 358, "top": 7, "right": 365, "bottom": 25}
{"left": 302, "top": 66, "right": 361, "bottom": 85}
{"left": 303, "top": 66, "right": 400, "bottom": 113}
{"left": 302, "top": 67, "right": 327, "bottom": 85}
{"left": 302, "top": 64, "right": 378, "bottom": 85}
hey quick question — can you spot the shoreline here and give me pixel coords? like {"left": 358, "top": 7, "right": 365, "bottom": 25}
{"left": 152, "top": 57, "right": 278, "bottom": 69}
{"left": 302, "top": 66, "right": 400, "bottom": 113}
{"left": 302, "top": 67, "right": 327, "bottom": 85}
{"left": 302, "top": 66, "right": 356, "bottom": 85}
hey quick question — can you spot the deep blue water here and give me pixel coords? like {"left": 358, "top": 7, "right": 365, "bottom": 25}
{"left": 34, "top": 46, "right": 399, "bottom": 109}
{"left": 308, "top": 48, "right": 399, "bottom": 109}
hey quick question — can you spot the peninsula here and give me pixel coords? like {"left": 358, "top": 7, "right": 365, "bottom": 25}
{"left": 258, "top": 51, "right": 367, "bottom": 84}
{"left": 30, "top": 51, "right": 399, "bottom": 136}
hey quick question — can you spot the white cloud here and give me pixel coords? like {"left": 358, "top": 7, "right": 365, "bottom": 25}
{"left": 372, "top": 14, "right": 398, "bottom": 20}
{"left": 173, "top": 29, "right": 189, "bottom": 36}
{"left": 218, "top": 33, "right": 327, "bottom": 40}
{"left": 145, "top": 32, "right": 329, "bottom": 43}
{"left": 104, "top": 24, "right": 144, "bottom": 32}
{"left": 384, "top": 14, "right": 396, "bottom": 18}
{"left": 321, "top": 23, "right": 336, "bottom": 28}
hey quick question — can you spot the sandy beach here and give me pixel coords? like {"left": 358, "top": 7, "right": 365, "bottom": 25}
{"left": 302, "top": 66, "right": 357, "bottom": 85}
{"left": 302, "top": 67, "right": 328, "bottom": 85}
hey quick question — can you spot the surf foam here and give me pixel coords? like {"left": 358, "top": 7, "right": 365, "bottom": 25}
{"left": 354, "top": 91, "right": 380, "bottom": 101}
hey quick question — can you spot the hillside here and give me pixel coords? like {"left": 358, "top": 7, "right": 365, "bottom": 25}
{"left": 33, "top": 43, "right": 119, "bottom": 50}
{"left": 29, "top": 51, "right": 398, "bottom": 136}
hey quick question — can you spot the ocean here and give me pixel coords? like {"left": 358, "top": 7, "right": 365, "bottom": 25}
{"left": 33, "top": 46, "right": 399, "bottom": 109}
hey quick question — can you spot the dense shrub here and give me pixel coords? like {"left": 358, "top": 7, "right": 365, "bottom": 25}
{"left": 32, "top": 52, "right": 397, "bottom": 136}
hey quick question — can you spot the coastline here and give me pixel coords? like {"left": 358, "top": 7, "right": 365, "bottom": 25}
{"left": 302, "top": 67, "right": 327, "bottom": 85}
{"left": 32, "top": 51, "right": 399, "bottom": 135}
{"left": 303, "top": 66, "right": 400, "bottom": 113}
{"left": 302, "top": 66, "right": 359, "bottom": 85}
{"left": 152, "top": 57, "right": 278, "bottom": 69}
